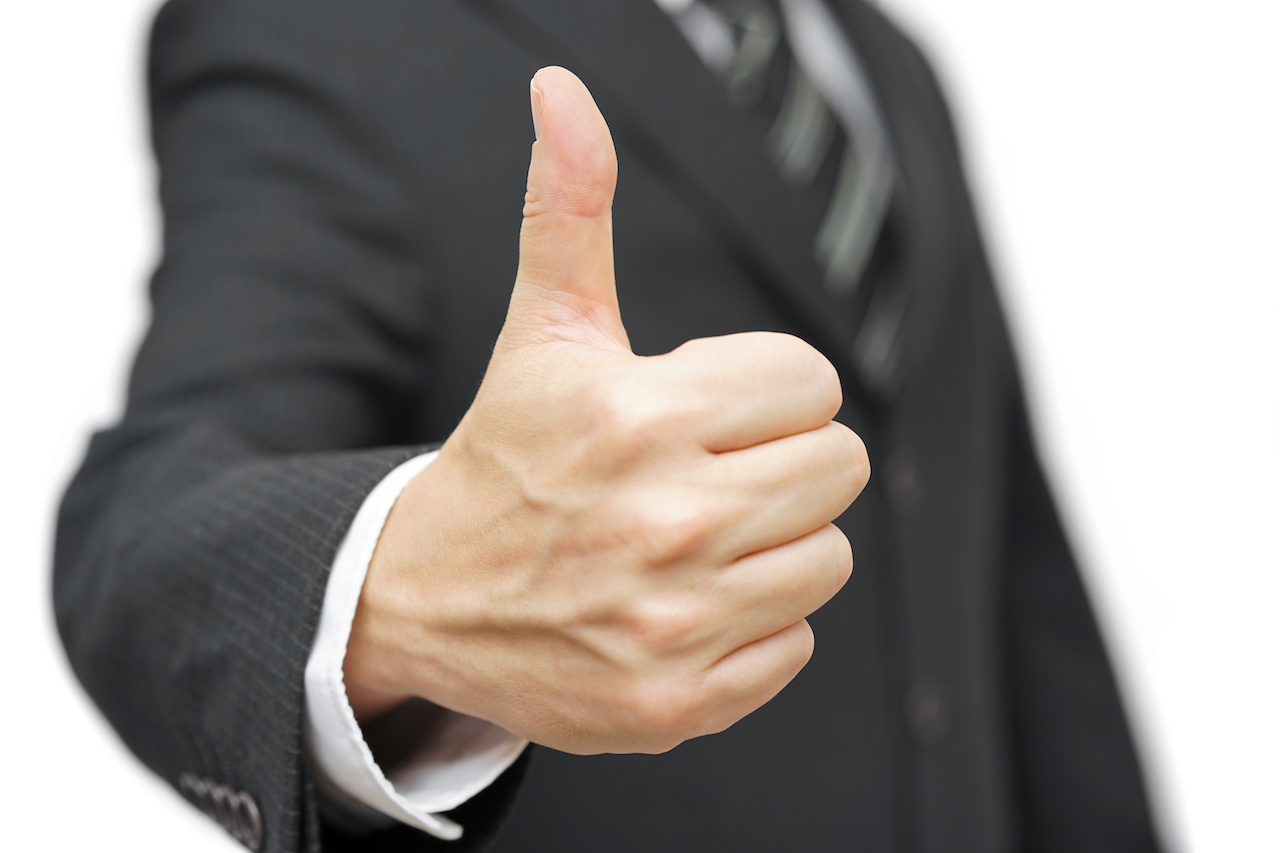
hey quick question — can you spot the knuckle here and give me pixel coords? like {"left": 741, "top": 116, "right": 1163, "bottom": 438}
{"left": 794, "top": 621, "right": 816, "bottom": 667}
{"left": 772, "top": 620, "right": 816, "bottom": 678}
{"left": 623, "top": 678, "right": 699, "bottom": 743}
{"left": 773, "top": 333, "right": 843, "bottom": 417}
{"left": 829, "top": 526, "right": 855, "bottom": 588}
{"left": 628, "top": 597, "right": 701, "bottom": 656}
{"left": 588, "top": 374, "right": 680, "bottom": 458}
{"left": 809, "top": 352, "right": 844, "bottom": 418}
{"left": 832, "top": 423, "right": 871, "bottom": 493}
{"left": 589, "top": 377, "right": 643, "bottom": 432}
{"left": 791, "top": 529, "right": 851, "bottom": 612}
{"left": 625, "top": 499, "right": 717, "bottom": 566}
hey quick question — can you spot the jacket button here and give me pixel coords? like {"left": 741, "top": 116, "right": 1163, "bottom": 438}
{"left": 236, "top": 790, "right": 264, "bottom": 851}
{"left": 884, "top": 448, "right": 923, "bottom": 514}
{"left": 903, "top": 677, "right": 950, "bottom": 746}
{"left": 177, "top": 773, "right": 262, "bottom": 851}
{"left": 210, "top": 784, "right": 236, "bottom": 833}
{"left": 179, "top": 772, "right": 216, "bottom": 815}
{"left": 178, "top": 772, "right": 200, "bottom": 797}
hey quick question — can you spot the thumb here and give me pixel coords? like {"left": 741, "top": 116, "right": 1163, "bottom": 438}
{"left": 503, "top": 66, "right": 629, "bottom": 351}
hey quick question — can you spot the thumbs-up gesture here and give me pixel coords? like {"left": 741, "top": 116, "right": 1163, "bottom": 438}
{"left": 344, "top": 68, "right": 870, "bottom": 755}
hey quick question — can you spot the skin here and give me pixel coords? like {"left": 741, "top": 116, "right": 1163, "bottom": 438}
{"left": 342, "top": 66, "right": 871, "bottom": 756}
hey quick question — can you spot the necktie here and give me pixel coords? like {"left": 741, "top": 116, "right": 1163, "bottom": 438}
{"left": 670, "top": 0, "right": 908, "bottom": 398}
{"left": 696, "top": 0, "right": 894, "bottom": 296}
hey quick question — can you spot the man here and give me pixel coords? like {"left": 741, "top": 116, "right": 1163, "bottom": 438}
{"left": 54, "top": 0, "right": 1162, "bottom": 850}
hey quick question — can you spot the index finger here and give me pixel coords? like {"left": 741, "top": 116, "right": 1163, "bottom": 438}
{"left": 648, "top": 331, "right": 842, "bottom": 452}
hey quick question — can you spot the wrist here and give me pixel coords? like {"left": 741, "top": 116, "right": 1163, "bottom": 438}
{"left": 342, "top": 446, "right": 476, "bottom": 724}
{"left": 343, "top": 679, "right": 413, "bottom": 725}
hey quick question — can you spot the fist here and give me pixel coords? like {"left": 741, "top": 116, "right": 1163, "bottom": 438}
{"left": 344, "top": 67, "right": 870, "bottom": 755}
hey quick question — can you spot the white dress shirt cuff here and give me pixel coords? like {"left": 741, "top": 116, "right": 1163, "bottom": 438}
{"left": 304, "top": 451, "right": 529, "bottom": 841}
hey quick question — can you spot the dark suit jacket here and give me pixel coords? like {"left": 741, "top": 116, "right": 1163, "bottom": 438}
{"left": 54, "top": 0, "right": 1162, "bottom": 850}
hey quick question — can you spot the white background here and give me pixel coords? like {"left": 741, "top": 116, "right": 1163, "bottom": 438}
{"left": 1, "top": 1, "right": 1275, "bottom": 850}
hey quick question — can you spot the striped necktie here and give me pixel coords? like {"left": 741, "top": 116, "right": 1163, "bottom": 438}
{"left": 669, "top": 0, "right": 908, "bottom": 397}
{"left": 693, "top": 0, "right": 895, "bottom": 296}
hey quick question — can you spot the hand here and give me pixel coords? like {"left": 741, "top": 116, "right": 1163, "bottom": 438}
{"left": 343, "top": 67, "right": 870, "bottom": 755}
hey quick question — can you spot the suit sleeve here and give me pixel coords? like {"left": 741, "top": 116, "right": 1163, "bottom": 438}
{"left": 52, "top": 1, "right": 525, "bottom": 850}
{"left": 1000, "top": 381, "right": 1164, "bottom": 852}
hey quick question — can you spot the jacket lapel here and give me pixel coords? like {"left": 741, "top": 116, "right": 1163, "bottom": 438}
{"left": 473, "top": 0, "right": 859, "bottom": 358}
